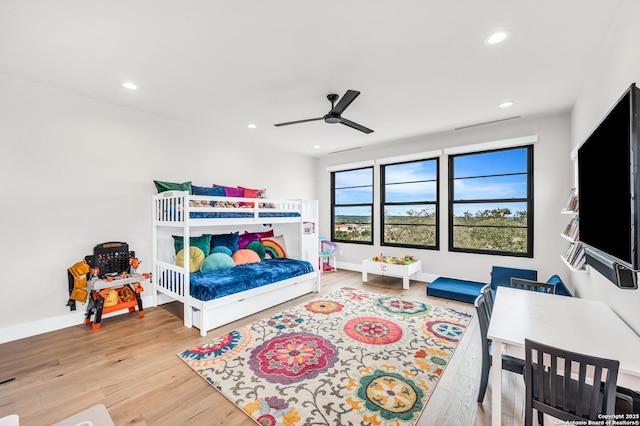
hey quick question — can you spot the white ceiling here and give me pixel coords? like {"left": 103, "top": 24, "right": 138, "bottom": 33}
{"left": 0, "top": 1, "right": 626, "bottom": 157}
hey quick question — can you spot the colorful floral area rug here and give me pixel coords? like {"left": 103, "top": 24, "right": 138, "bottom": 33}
{"left": 178, "top": 287, "right": 472, "bottom": 426}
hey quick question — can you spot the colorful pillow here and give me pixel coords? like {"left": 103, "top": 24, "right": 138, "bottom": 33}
{"left": 223, "top": 186, "right": 244, "bottom": 198}
{"left": 172, "top": 234, "right": 212, "bottom": 257}
{"left": 246, "top": 241, "right": 266, "bottom": 260}
{"left": 154, "top": 180, "right": 192, "bottom": 194}
{"left": 210, "top": 231, "right": 239, "bottom": 253}
{"left": 192, "top": 185, "right": 226, "bottom": 197}
{"left": 232, "top": 249, "right": 261, "bottom": 265}
{"left": 200, "top": 252, "right": 236, "bottom": 272}
{"left": 261, "top": 235, "right": 287, "bottom": 259}
{"left": 211, "top": 185, "right": 242, "bottom": 207}
{"left": 238, "top": 229, "right": 275, "bottom": 249}
{"left": 239, "top": 186, "right": 264, "bottom": 207}
{"left": 175, "top": 247, "right": 205, "bottom": 272}
{"left": 211, "top": 246, "right": 233, "bottom": 256}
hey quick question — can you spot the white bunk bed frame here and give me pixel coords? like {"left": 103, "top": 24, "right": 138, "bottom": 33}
{"left": 152, "top": 191, "right": 320, "bottom": 336}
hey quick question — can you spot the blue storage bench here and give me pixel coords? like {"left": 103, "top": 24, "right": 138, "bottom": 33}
{"left": 426, "top": 277, "right": 487, "bottom": 304}
{"left": 426, "top": 266, "right": 572, "bottom": 303}
{"left": 426, "top": 266, "right": 538, "bottom": 304}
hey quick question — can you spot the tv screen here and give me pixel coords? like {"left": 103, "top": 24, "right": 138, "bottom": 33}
{"left": 578, "top": 83, "right": 639, "bottom": 272}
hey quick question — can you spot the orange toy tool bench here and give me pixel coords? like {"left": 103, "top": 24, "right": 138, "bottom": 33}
{"left": 70, "top": 242, "right": 150, "bottom": 331}
{"left": 84, "top": 273, "right": 148, "bottom": 330}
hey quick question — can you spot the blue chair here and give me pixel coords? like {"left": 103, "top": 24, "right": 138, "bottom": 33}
{"left": 427, "top": 265, "right": 538, "bottom": 304}
{"left": 490, "top": 265, "right": 538, "bottom": 290}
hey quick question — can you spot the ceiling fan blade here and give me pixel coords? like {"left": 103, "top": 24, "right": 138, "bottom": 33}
{"left": 274, "top": 117, "right": 324, "bottom": 127}
{"left": 330, "top": 90, "right": 360, "bottom": 115}
{"left": 340, "top": 118, "right": 374, "bottom": 134}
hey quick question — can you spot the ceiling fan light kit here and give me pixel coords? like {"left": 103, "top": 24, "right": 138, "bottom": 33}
{"left": 274, "top": 90, "right": 374, "bottom": 134}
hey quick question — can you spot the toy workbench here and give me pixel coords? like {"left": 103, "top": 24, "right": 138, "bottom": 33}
{"left": 84, "top": 272, "right": 148, "bottom": 330}
{"left": 67, "top": 242, "right": 150, "bottom": 331}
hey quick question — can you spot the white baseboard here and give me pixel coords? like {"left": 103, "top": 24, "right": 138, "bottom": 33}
{"left": 0, "top": 293, "right": 174, "bottom": 344}
{"left": 0, "top": 265, "right": 440, "bottom": 345}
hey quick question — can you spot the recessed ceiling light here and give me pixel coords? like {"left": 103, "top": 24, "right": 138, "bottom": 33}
{"left": 313, "top": 145, "right": 320, "bottom": 149}
{"left": 248, "top": 124, "right": 257, "bottom": 129}
{"left": 499, "top": 101, "right": 514, "bottom": 108}
{"left": 485, "top": 31, "right": 508, "bottom": 45}
{"left": 122, "top": 82, "right": 138, "bottom": 90}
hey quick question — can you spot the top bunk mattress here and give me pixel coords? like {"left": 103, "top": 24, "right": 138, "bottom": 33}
{"left": 189, "top": 211, "right": 300, "bottom": 219}
{"left": 189, "top": 258, "right": 314, "bottom": 301}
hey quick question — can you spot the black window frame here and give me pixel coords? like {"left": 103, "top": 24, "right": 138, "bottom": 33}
{"left": 448, "top": 145, "right": 534, "bottom": 257}
{"left": 380, "top": 157, "right": 440, "bottom": 250}
{"left": 331, "top": 166, "right": 374, "bottom": 245}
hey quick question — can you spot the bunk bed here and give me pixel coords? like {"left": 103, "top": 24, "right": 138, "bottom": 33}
{"left": 152, "top": 190, "right": 319, "bottom": 336}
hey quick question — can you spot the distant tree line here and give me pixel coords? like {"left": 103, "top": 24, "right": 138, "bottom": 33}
{"left": 335, "top": 207, "right": 527, "bottom": 253}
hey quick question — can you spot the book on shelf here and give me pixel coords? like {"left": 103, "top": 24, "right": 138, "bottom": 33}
{"left": 563, "top": 216, "right": 580, "bottom": 241}
{"left": 563, "top": 188, "right": 580, "bottom": 212}
{"left": 563, "top": 241, "right": 585, "bottom": 269}
{"left": 564, "top": 188, "right": 576, "bottom": 208}
{"left": 564, "top": 241, "right": 577, "bottom": 258}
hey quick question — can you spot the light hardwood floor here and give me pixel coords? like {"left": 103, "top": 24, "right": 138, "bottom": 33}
{"left": 0, "top": 270, "right": 525, "bottom": 425}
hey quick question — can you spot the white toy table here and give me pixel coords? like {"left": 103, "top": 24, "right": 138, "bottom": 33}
{"left": 361, "top": 258, "right": 422, "bottom": 289}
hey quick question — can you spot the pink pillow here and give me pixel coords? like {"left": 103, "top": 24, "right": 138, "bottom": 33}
{"left": 232, "top": 249, "right": 261, "bottom": 265}
{"left": 224, "top": 186, "right": 244, "bottom": 198}
{"left": 238, "top": 229, "right": 275, "bottom": 249}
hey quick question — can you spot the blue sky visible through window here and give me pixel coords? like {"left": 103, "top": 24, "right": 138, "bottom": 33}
{"left": 385, "top": 160, "right": 437, "bottom": 204}
{"left": 335, "top": 148, "right": 528, "bottom": 217}
{"left": 453, "top": 148, "right": 528, "bottom": 217}
{"left": 334, "top": 168, "right": 373, "bottom": 218}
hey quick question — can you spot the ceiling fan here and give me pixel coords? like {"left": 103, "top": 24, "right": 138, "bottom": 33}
{"left": 274, "top": 90, "right": 374, "bottom": 134}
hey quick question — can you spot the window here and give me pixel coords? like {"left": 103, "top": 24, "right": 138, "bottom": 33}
{"left": 381, "top": 158, "right": 439, "bottom": 249}
{"left": 449, "top": 145, "right": 533, "bottom": 256}
{"left": 332, "top": 167, "right": 373, "bottom": 244}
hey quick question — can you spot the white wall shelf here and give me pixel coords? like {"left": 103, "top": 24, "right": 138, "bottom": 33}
{"left": 560, "top": 255, "right": 589, "bottom": 273}
{"left": 560, "top": 233, "right": 574, "bottom": 243}
{"left": 560, "top": 190, "right": 586, "bottom": 272}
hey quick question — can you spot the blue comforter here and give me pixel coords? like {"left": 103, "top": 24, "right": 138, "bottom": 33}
{"left": 189, "top": 258, "right": 314, "bottom": 301}
{"left": 189, "top": 212, "right": 301, "bottom": 219}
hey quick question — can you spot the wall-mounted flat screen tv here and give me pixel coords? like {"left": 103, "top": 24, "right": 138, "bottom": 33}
{"left": 578, "top": 83, "right": 640, "bottom": 289}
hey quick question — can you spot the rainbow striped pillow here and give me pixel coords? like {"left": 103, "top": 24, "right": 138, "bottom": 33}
{"left": 261, "top": 236, "right": 287, "bottom": 259}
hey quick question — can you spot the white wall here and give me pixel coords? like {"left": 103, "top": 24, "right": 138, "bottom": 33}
{"left": 317, "top": 113, "right": 573, "bottom": 287}
{"left": 0, "top": 73, "right": 317, "bottom": 340}
{"left": 569, "top": 0, "right": 640, "bottom": 334}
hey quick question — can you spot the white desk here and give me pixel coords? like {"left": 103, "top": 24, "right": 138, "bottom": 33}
{"left": 487, "top": 287, "right": 640, "bottom": 426}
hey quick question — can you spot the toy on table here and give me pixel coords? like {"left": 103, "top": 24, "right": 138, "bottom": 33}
{"left": 372, "top": 253, "right": 416, "bottom": 265}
